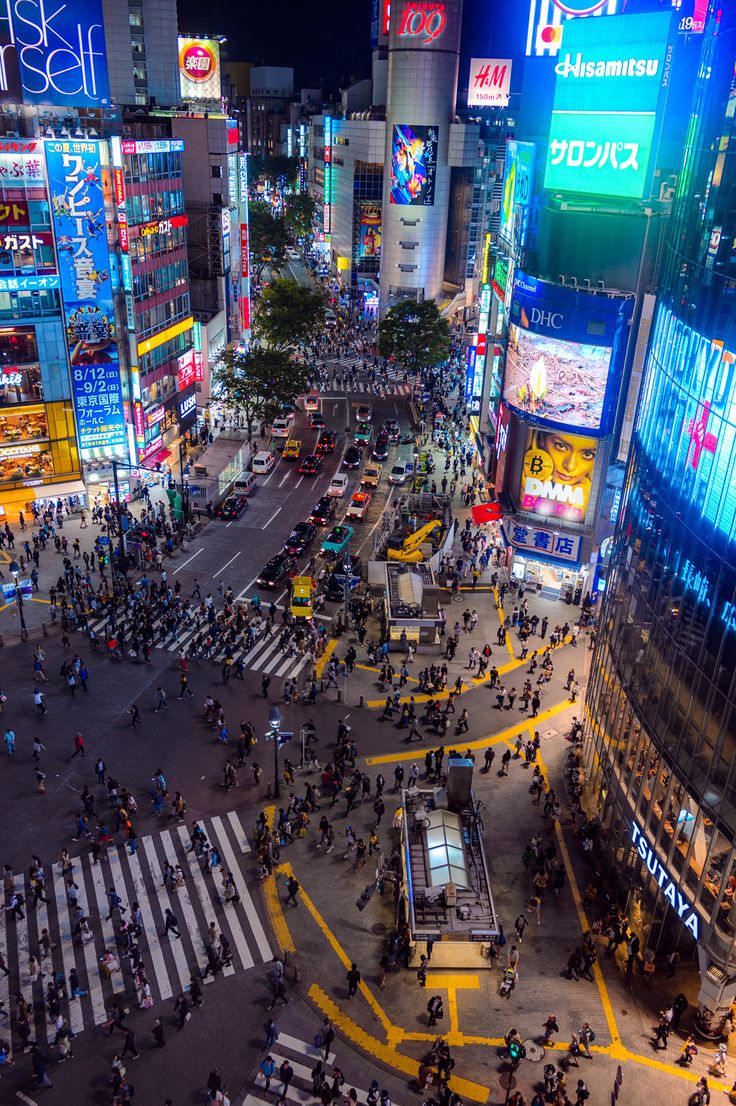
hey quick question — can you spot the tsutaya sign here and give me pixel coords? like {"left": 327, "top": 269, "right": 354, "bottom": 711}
{"left": 630, "top": 820, "right": 699, "bottom": 939}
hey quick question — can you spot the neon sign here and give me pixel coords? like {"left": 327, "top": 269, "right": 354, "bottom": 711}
{"left": 630, "top": 820, "right": 699, "bottom": 939}
{"left": 397, "top": 2, "right": 446, "bottom": 44}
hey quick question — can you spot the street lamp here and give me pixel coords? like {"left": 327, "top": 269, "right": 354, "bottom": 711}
{"left": 269, "top": 704, "right": 281, "bottom": 800}
{"left": 9, "top": 559, "right": 26, "bottom": 640}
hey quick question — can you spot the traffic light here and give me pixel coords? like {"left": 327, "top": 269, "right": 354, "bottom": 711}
{"left": 508, "top": 1040, "right": 526, "bottom": 1065}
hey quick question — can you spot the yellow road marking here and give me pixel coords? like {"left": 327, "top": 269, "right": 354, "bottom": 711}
{"left": 492, "top": 588, "right": 516, "bottom": 661}
{"left": 363, "top": 655, "right": 528, "bottom": 708}
{"left": 277, "top": 860, "right": 393, "bottom": 1038}
{"left": 309, "top": 984, "right": 491, "bottom": 1104}
{"left": 262, "top": 872, "right": 296, "bottom": 955}
{"left": 426, "top": 973, "right": 480, "bottom": 990}
{"left": 315, "top": 638, "right": 337, "bottom": 679}
{"left": 364, "top": 699, "right": 570, "bottom": 765}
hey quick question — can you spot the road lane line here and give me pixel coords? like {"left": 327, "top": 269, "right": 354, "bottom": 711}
{"left": 213, "top": 551, "right": 241, "bottom": 577}
{"left": 90, "top": 852, "right": 126, "bottom": 997}
{"left": 49, "top": 869, "right": 84, "bottom": 1035}
{"left": 226, "top": 811, "right": 251, "bottom": 854}
{"left": 206, "top": 817, "right": 254, "bottom": 970}
{"left": 139, "top": 837, "right": 190, "bottom": 992}
{"left": 208, "top": 819, "right": 271, "bottom": 962}
{"left": 159, "top": 830, "right": 205, "bottom": 976}
{"left": 279, "top": 472, "right": 290, "bottom": 487}
{"left": 113, "top": 844, "right": 172, "bottom": 1000}
{"left": 262, "top": 507, "right": 282, "bottom": 530}
{"left": 175, "top": 826, "right": 234, "bottom": 978}
{"left": 173, "top": 547, "right": 203, "bottom": 575}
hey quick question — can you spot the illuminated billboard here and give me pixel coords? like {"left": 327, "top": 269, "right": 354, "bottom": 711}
{"left": 0, "top": 0, "right": 110, "bottom": 108}
{"left": 46, "top": 141, "right": 126, "bottom": 458}
{"left": 525, "top": 0, "right": 622, "bottom": 57}
{"left": 358, "top": 203, "right": 381, "bottom": 259}
{"left": 520, "top": 425, "right": 598, "bottom": 523}
{"left": 468, "top": 59, "right": 512, "bottom": 108}
{"left": 390, "top": 125, "right": 438, "bottom": 206}
{"left": 178, "top": 38, "right": 221, "bottom": 101}
{"left": 503, "top": 271, "right": 632, "bottom": 435}
{"left": 499, "top": 141, "right": 535, "bottom": 247}
{"left": 543, "top": 11, "right": 672, "bottom": 200}
{"left": 636, "top": 305, "right": 736, "bottom": 544}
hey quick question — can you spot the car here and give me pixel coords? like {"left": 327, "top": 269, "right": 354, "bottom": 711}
{"left": 323, "top": 553, "right": 363, "bottom": 600}
{"left": 354, "top": 421, "right": 373, "bottom": 445}
{"left": 389, "top": 461, "right": 413, "bottom": 486}
{"left": 309, "top": 411, "right": 325, "bottom": 429}
{"left": 346, "top": 491, "right": 372, "bottom": 520}
{"left": 216, "top": 494, "right": 248, "bottom": 520}
{"left": 316, "top": 429, "right": 336, "bottom": 455}
{"left": 282, "top": 439, "right": 301, "bottom": 461}
{"left": 304, "top": 393, "right": 320, "bottom": 413}
{"left": 283, "top": 521, "right": 316, "bottom": 556}
{"left": 320, "top": 524, "right": 354, "bottom": 559}
{"left": 272, "top": 417, "right": 292, "bottom": 439}
{"left": 343, "top": 445, "right": 362, "bottom": 468}
{"left": 309, "top": 496, "right": 337, "bottom": 525}
{"left": 384, "top": 418, "right": 400, "bottom": 443}
{"left": 328, "top": 473, "right": 350, "bottom": 498}
{"left": 290, "top": 575, "right": 315, "bottom": 619}
{"left": 356, "top": 402, "right": 372, "bottom": 422}
{"left": 257, "top": 552, "right": 297, "bottom": 589}
{"left": 325, "top": 308, "right": 337, "bottom": 327}
{"left": 286, "top": 246, "right": 299, "bottom": 260}
{"left": 361, "top": 464, "right": 382, "bottom": 487}
{"left": 372, "top": 434, "right": 389, "bottom": 461}
{"left": 299, "top": 454, "right": 323, "bottom": 476}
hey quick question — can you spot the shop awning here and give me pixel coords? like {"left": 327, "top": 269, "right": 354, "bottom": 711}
{"left": 142, "top": 448, "right": 172, "bottom": 468}
{"left": 33, "top": 479, "right": 87, "bottom": 502}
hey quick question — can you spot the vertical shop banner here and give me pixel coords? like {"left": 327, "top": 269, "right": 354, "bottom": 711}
{"left": 46, "top": 141, "right": 126, "bottom": 456}
{"left": 390, "top": 124, "right": 438, "bottom": 206}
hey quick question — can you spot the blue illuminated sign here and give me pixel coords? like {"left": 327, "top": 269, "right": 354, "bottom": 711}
{"left": 0, "top": 0, "right": 110, "bottom": 109}
{"left": 637, "top": 304, "right": 736, "bottom": 543}
{"left": 46, "top": 141, "right": 126, "bottom": 457}
{"left": 0, "top": 274, "right": 59, "bottom": 291}
{"left": 504, "top": 520, "right": 581, "bottom": 562}
{"left": 504, "top": 272, "right": 633, "bottom": 434}
{"left": 630, "top": 819, "right": 699, "bottom": 938}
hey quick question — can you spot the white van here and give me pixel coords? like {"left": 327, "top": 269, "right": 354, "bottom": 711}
{"left": 234, "top": 471, "right": 256, "bottom": 496}
{"left": 252, "top": 450, "right": 277, "bottom": 475}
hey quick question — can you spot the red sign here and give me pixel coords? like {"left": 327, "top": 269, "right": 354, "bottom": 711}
{"left": 242, "top": 294, "right": 250, "bottom": 332}
{"left": 193, "top": 351, "right": 204, "bottom": 382}
{"left": 397, "top": 2, "right": 446, "bottom": 44}
{"left": 180, "top": 41, "right": 217, "bottom": 82}
{"left": 0, "top": 201, "right": 29, "bottom": 226}
{"left": 113, "top": 168, "right": 125, "bottom": 207}
{"left": 138, "top": 214, "right": 188, "bottom": 238}
{"left": 471, "top": 502, "right": 503, "bottom": 524}
{"left": 0, "top": 141, "right": 37, "bottom": 153}
{"left": 381, "top": 0, "right": 390, "bottom": 33}
{"left": 134, "top": 401, "right": 144, "bottom": 439}
{"left": 177, "top": 350, "right": 196, "bottom": 392}
{"left": 118, "top": 220, "right": 129, "bottom": 253}
{"left": 240, "top": 223, "right": 249, "bottom": 279}
{"left": 477, "top": 333, "right": 487, "bottom": 359}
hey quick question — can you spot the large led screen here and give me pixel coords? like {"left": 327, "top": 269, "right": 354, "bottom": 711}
{"left": 390, "top": 125, "right": 438, "bottom": 206}
{"left": 503, "top": 272, "right": 632, "bottom": 435}
{"left": 520, "top": 425, "right": 598, "bottom": 524}
{"left": 358, "top": 203, "right": 381, "bottom": 258}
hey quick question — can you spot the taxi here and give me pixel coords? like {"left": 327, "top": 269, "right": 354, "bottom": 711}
{"left": 282, "top": 439, "right": 301, "bottom": 461}
{"left": 346, "top": 490, "right": 372, "bottom": 520}
{"left": 290, "top": 575, "right": 315, "bottom": 619}
{"left": 320, "top": 524, "right": 354, "bottom": 559}
{"left": 361, "top": 464, "right": 382, "bottom": 487}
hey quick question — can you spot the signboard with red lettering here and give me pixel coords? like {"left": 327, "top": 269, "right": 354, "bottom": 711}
{"left": 468, "top": 58, "right": 512, "bottom": 107}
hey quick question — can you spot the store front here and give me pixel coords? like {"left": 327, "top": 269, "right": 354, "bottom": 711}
{"left": 503, "top": 518, "right": 588, "bottom": 602}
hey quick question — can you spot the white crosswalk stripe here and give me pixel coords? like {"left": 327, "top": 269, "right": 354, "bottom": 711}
{"left": 242, "top": 1031, "right": 408, "bottom": 1106}
{"left": 1, "top": 811, "right": 270, "bottom": 1046}
{"left": 83, "top": 606, "right": 311, "bottom": 679}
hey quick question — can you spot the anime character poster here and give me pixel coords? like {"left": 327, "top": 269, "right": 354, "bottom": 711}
{"left": 358, "top": 203, "right": 382, "bottom": 258}
{"left": 390, "top": 124, "right": 438, "bottom": 206}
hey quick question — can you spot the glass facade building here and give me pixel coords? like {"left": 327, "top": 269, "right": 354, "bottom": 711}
{"left": 584, "top": 7, "right": 736, "bottom": 1035}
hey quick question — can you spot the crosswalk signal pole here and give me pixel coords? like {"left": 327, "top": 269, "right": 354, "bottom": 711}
{"left": 269, "top": 705, "right": 281, "bottom": 800}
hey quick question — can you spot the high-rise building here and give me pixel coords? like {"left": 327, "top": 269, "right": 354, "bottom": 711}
{"left": 101, "top": 0, "right": 180, "bottom": 108}
{"left": 584, "top": 7, "right": 736, "bottom": 1037}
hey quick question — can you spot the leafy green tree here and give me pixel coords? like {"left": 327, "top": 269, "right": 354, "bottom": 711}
{"left": 283, "top": 193, "right": 316, "bottom": 241}
{"left": 249, "top": 202, "right": 289, "bottom": 281}
{"left": 378, "top": 300, "right": 451, "bottom": 372}
{"left": 212, "top": 347, "right": 310, "bottom": 445}
{"left": 255, "top": 278, "right": 324, "bottom": 351}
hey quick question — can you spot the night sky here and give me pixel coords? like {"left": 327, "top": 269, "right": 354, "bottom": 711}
{"left": 176, "top": 0, "right": 493, "bottom": 96}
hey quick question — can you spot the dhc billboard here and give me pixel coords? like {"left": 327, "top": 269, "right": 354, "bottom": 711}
{"left": 0, "top": 0, "right": 110, "bottom": 109}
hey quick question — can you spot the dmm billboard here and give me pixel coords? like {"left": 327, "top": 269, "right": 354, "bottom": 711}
{"left": 543, "top": 11, "right": 672, "bottom": 200}
{"left": 503, "top": 271, "right": 632, "bottom": 435}
{"left": 46, "top": 141, "right": 126, "bottom": 457}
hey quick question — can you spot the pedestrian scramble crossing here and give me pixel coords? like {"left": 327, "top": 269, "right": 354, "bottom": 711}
{"left": 0, "top": 810, "right": 272, "bottom": 1048}
{"left": 324, "top": 355, "right": 413, "bottom": 395}
{"left": 243, "top": 1030, "right": 408, "bottom": 1106}
{"left": 83, "top": 605, "right": 316, "bottom": 681}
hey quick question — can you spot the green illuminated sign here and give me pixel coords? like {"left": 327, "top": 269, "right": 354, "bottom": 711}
{"left": 544, "top": 10, "right": 672, "bottom": 200}
{"left": 545, "top": 111, "right": 657, "bottom": 200}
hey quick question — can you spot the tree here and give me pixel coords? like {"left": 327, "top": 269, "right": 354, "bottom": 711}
{"left": 255, "top": 278, "right": 324, "bottom": 351}
{"left": 284, "top": 193, "right": 316, "bottom": 241}
{"left": 212, "top": 347, "right": 310, "bottom": 445}
{"left": 252, "top": 155, "right": 298, "bottom": 189}
{"left": 249, "top": 203, "right": 289, "bottom": 281}
{"left": 378, "top": 300, "right": 451, "bottom": 372}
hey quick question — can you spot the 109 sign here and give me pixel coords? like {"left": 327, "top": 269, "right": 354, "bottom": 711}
{"left": 397, "top": 2, "right": 446, "bottom": 44}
